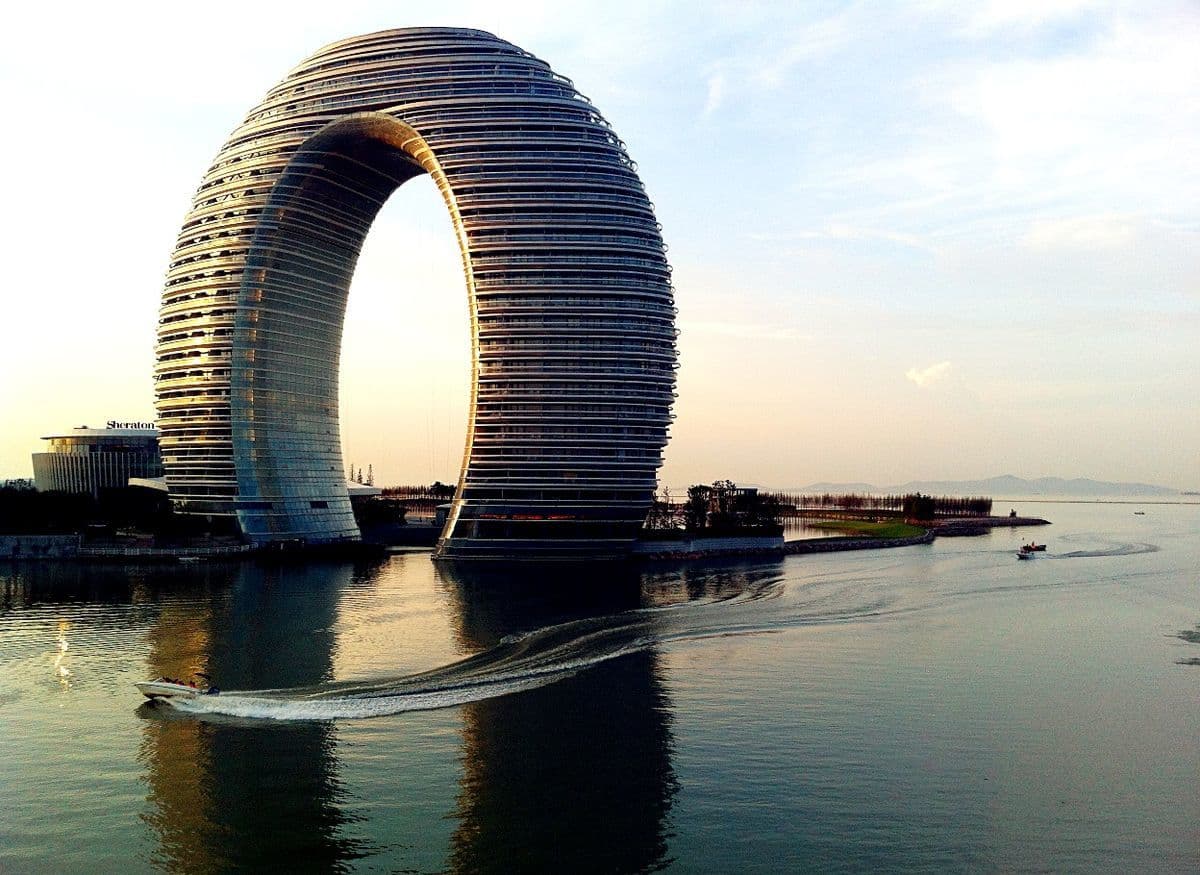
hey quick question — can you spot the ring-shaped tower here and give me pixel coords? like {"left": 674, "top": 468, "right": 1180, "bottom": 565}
{"left": 155, "top": 28, "right": 677, "bottom": 560}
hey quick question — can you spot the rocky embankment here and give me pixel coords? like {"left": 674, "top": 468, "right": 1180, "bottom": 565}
{"left": 783, "top": 530, "right": 935, "bottom": 554}
{"left": 931, "top": 515, "right": 1050, "bottom": 537}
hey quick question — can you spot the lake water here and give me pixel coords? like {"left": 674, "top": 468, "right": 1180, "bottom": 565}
{"left": 2, "top": 501, "right": 1197, "bottom": 873}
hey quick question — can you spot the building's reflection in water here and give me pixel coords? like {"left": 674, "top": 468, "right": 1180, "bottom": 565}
{"left": 439, "top": 563, "right": 679, "bottom": 874}
{"left": 137, "top": 560, "right": 378, "bottom": 873}
{"left": 132, "top": 557, "right": 682, "bottom": 872}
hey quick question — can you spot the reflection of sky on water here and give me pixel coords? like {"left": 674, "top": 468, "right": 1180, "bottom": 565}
{"left": 328, "top": 553, "right": 462, "bottom": 680}
{"left": 54, "top": 621, "right": 72, "bottom": 689}
{"left": 2, "top": 502, "right": 1197, "bottom": 871}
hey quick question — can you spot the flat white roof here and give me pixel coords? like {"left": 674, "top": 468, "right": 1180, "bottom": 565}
{"left": 42, "top": 427, "right": 159, "bottom": 440}
{"left": 128, "top": 476, "right": 169, "bottom": 492}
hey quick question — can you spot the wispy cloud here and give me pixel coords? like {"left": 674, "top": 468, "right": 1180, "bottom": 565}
{"left": 698, "top": 6, "right": 861, "bottom": 119}
{"left": 906, "top": 361, "right": 953, "bottom": 387}
{"left": 747, "top": 223, "right": 941, "bottom": 256}
{"left": 953, "top": 0, "right": 1099, "bottom": 36}
{"left": 702, "top": 73, "right": 726, "bottom": 118}
{"left": 940, "top": 14, "right": 1199, "bottom": 197}
{"left": 798, "top": 6, "right": 1200, "bottom": 253}
{"left": 681, "top": 321, "right": 809, "bottom": 342}
{"left": 750, "top": 11, "right": 857, "bottom": 88}
{"left": 1024, "top": 214, "right": 1135, "bottom": 250}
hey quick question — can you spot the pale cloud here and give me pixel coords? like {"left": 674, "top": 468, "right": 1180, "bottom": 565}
{"left": 747, "top": 224, "right": 941, "bottom": 256}
{"left": 906, "top": 361, "right": 954, "bottom": 387}
{"left": 941, "top": 14, "right": 1199, "bottom": 187}
{"left": 914, "top": 0, "right": 1124, "bottom": 37}
{"left": 960, "top": 0, "right": 1100, "bottom": 35}
{"left": 807, "top": 7, "right": 1200, "bottom": 257}
{"left": 750, "top": 11, "right": 857, "bottom": 88}
{"left": 698, "top": 5, "right": 861, "bottom": 114}
{"left": 702, "top": 73, "right": 726, "bottom": 118}
{"left": 830, "top": 224, "right": 935, "bottom": 254}
{"left": 1024, "top": 214, "right": 1136, "bottom": 250}
{"left": 680, "top": 321, "right": 809, "bottom": 342}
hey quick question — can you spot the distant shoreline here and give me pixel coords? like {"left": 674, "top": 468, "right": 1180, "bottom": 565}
{"left": 995, "top": 498, "right": 1199, "bottom": 506}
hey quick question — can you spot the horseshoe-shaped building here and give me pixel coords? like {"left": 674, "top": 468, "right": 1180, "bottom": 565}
{"left": 155, "top": 28, "right": 677, "bottom": 560}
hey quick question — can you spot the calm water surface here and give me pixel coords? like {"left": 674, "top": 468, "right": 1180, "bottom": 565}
{"left": 1, "top": 501, "right": 1197, "bottom": 873}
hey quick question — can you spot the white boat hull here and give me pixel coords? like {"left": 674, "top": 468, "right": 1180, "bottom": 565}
{"left": 135, "top": 680, "right": 215, "bottom": 700}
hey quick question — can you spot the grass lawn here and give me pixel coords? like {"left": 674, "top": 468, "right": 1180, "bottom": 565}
{"left": 807, "top": 520, "right": 926, "bottom": 539}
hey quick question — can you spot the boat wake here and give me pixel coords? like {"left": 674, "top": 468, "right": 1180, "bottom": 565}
{"left": 160, "top": 567, "right": 902, "bottom": 722}
{"left": 168, "top": 616, "right": 661, "bottom": 721}
{"left": 1053, "top": 536, "right": 1160, "bottom": 558}
{"left": 156, "top": 534, "right": 1160, "bottom": 723}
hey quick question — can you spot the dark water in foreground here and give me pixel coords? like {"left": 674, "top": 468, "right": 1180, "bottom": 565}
{"left": 1, "top": 502, "right": 1197, "bottom": 873}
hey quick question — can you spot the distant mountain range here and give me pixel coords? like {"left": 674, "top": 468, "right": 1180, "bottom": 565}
{"left": 786, "top": 475, "right": 1183, "bottom": 498}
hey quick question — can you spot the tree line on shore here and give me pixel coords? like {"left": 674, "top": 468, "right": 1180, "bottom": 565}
{"left": 380, "top": 482, "right": 456, "bottom": 501}
{"left": 762, "top": 492, "right": 993, "bottom": 518}
{"left": 373, "top": 481, "right": 993, "bottom": 529}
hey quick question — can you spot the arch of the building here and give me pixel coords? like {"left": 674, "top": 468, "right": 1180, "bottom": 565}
{"left": 155, "top": 28, "right": 677, "bottom": 560}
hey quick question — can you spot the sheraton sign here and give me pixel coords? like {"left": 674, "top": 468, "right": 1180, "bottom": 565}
{"left": 106, "top": 420, "right": 156, "bottom": 430}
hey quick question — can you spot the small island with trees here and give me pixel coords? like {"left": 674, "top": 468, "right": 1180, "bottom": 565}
{"left": 632, "top": 481, "right": 1047, "bottom": 560}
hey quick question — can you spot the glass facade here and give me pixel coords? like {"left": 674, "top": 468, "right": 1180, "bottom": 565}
{"left": 31, "top": 429, "right": 163, "bottom": 498}
{"left": 156, "top": 28, "right": 677, "bottom": 558}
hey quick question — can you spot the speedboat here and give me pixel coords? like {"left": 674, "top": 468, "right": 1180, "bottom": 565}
{"left": 135, "top": 676, "right": 219, "bottom": 700}
{"left": 1020, "top": 543, "right": 1046, "bottom": 554}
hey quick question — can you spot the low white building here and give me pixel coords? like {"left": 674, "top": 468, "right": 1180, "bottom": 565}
{"left": 32, "top": 424, "right": 161, "bottom": 498}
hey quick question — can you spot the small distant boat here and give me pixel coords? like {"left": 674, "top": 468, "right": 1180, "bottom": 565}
{"left": 1020, "top": 543, "right": 1046, "bottom": 553}
{"left": 136, "top": 675, "right": 219, "bottom": 700}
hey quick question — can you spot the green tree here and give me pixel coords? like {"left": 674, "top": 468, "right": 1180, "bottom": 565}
{"left": 902, "top": 493, "right": 936, "bottom": 520}
{"left": 684, "top": 484, "right": 710, "bottom": 532}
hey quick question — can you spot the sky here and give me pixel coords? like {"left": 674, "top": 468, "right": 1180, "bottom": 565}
{"left": 0, "top": 1, "right": 1196, "bottom": 490}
